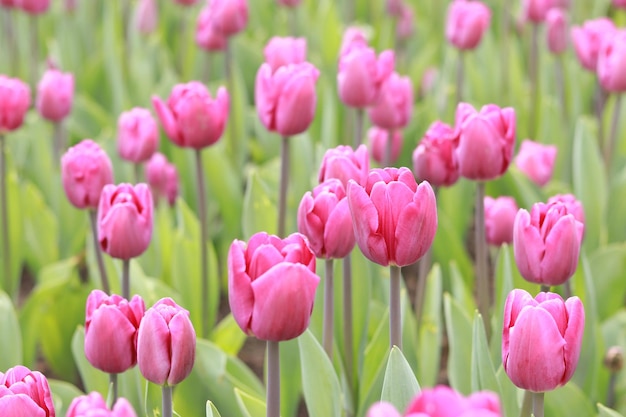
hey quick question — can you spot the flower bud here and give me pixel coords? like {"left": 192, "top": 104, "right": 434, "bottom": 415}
{"left": 264, "top": 37, "right": 307, "bottom": 72}
{"left": 318, "top": 144, "right": 369, "bottom": 189}
{"left": 597, "top": 30, "right": 626, "bottom": 93}
{"left": 0, "top": 75, "right": 31, "bottom": 133}
{"left": 412, "top": 121, "right": 459, "bottom": 187}
{"left": 367, "top": 126, "right": 403, "bottom": 166}
{"left": 36, "top": 68, "right": 74, "bottom": 122}
{"left": 604, "top": 347, "right": 624, "bottom": 373}
{"left": 117, "top": 107, "right": 159, "bottom": 163}
{"left": 546, "top": 8, "right": 568, "bottom": 55}
{"left": 367, "top": 72, "right": 413, "bottom": 130}
{"left": 484, "top": 196, "right": 518, "bottom": 246}
{"left": 514, "top": 139, "right": 557, "bottom": 187}
{"left": 66, "top": 392, "right": 137, "bottom": 417}
{"left": 208, "top": 0, "right": 248, "bottom": 37}
{"left": 571, "top": 18, "right": 616, "bottom": 72}
{"left": 145, "top": 152, "right": 179, "bottom": 207}
{"left": 446, "top": 0, "right": 491, "bottom": 50}
{"left": 135, "top": 0, "right": 158, "bottom": 35}
{"left": 196, "top": 5, "right": 227, "bottom": 51}
{"left": 337, "top": 45, "right": 394, "bottom": 108}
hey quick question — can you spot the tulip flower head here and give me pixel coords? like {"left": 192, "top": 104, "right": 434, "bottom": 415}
{"left": 412, "top": 120, "right": 460, "bottom": 187}
{"left": 97, "top": 183, "right": 154, "bottom": 260}
{"left": 61, "top": 139, "right": 114, "bottom": 210}
{"left": 0, "top": 75, "right": 31, "bottom": 134}
{"left": 36, "top": 68, "right": 74, "bottom": 123}
{"left": 196, "top": 4, "right": 227, "bottom": 51}
{"left": 228, "top": 232, "right": 320, "bottom": 341}
{"left": 514, "top": 139, "right": 557, "bottom": 187}
{"left": 523, "top": 0, "right": 554, "bottom": 23}
{"left": 571, "top": 18, "right": 616, "bottom": 72}
{"left": 339, "top": 27, "right": 369, "bottom": 58}
{"left": 405, "top": 385, "right": 501, "bottom": 417}
{"left": 546, "top": 8, "right": 568, "bottom": 55}
{"left": 445, "top": 0, "right": 491, "bottom": 50}
{"left": 513, "top": 201, "right": 584, "bottom": 286}
{"left": 66, "top": 392, "right": 136, "bottom": 417}
{"left": 277, "top": 0, "right": 301, "bottom": 7}
{"left": 137, "top": 298, "right": 196, "bottom": 386}
{"left": 484, "top": 196, "right": 518, "bottom": 246}
{"left": 347, "top": 167, "right": 437, "bottom": 267}
{"left": 135, "top": 0, "right": 158, "bottom": 35}
{"left": 0, "top": 365, "right": 55, "bottom": 417}
{"left": 597, "top": 29, "right": 626, "bottom": 93}
{"left": 547, "top": 193, "right": 585, "bottom": 225}
{"left": 396, "top": 5, "right": 415, "bottom": 41}
{"left": 173, "top": 0, "right": 198, "bottom": 5}
{"left": 615, "top": 0, "right": 626, "bottom": 9}
{"left": 152, "top": 82, "right": 229, "bottom": 149}
{"left": 17, "top": 0, "right": 50, "bottom": 14}
{"left": 367, "top": 72, "right": 413, "bottom": 130}
{"left": 264, "top": 36, "right": 307, "bottom": 72}
{"left": 502, "top": 289, "right": 584, "bottom": 392}
{"left": 207, "top": 0, "right": 248, "bottom": 37}
{"left": 117, "top": 107, "right": 159, "bottom": 163}
{"left": 368, "top": 126, "right": 403, "bottom": 166}
{"left": 318, "top": 144, "right": 369, "bottom": 188}
{"left": 145, "top": 152, "right": 179, "bottom": 207}
{"left": 385, "top": 0, "right": 403, "bottom": 17}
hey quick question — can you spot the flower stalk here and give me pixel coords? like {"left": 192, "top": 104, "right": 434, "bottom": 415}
{"left": 267, "top": 340, "right": 280, "bottom": 417}
{"left": 390, "top": 265, "right": 402, "bottom": 349}
{"left": 89, "top": 210, "right": 110, "bottom": 294}
{"left": 278, "top": 136, "right": 290, "bottom": 237}
{"left": 195, "top": 149, "right": 210, "bottom": 338}
{"left": 323, "top": 258, "right": 334, "bottom": 358}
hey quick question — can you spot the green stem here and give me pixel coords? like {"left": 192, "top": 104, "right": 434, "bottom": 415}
{"left": 162, "top": 385, "right": 173, "bottom": 417}
{"left": 456, "top": 50, "right": 464, "bottom": 105}
{"left": 134, "top": 162, "right": 142, "bottom": 184}
{"left": 555, "top": 55, "right": 568, "bottom": 125}
{"left": 500, "top": 3, "right": 510, "bottom": 103}
{"left": 278, "top": 136, "right": 290, "bottom": 237}
{"left": 604, "top": 94, "right": 623, "bottom": 176}
{"left": 53, "top": 122, "right": 65, "bottom": 167}
{"left": 529, "top": 23, "right": 540, "bottom": 139}
{"left": 540, "top": 285, "right": 550, "bottom": 293}
{"left": 533, "top": 392, "right": 545, "bottom": 417}
{"left": 266, "top": 341, "right": 280, "bottom": 417}
{"left": 342, "top": 253, "right": 354, "bottom": 391}
{"left": 195, "top": 149, "right": 210, "bottom": 338}
{"left": 225, "top": 38, "right": 237, "bottom": 168}
{"left": 29, "top": 16, "right": 39, "bottom": 89}
{"left": 596, "top": 81, "right": 607, "bottom": 152}
{"left": 608, "top": 372, "right": 617, "bottom": 408}
{"left": 323, "top": 259, "right": 334, "bottom": 357}
{"left": 288, "top": 6, "right": 297, "bottom": 36}
{"left": 353, "top": 109, "right": 364, "bottom": 148}
{"left": 122, "top": 258, "right": 130, "bottom": 300}
{"left": 519, "top": 390, "right": 533, "bottom": 417}
{"left": 0, "top": 135, "right": 11, "bottom": 298}
{"left": 385, "top": 129, "right": 393, "bottom": 168}
{"left": 475, "top": 182, "right": 491, "bottom": 340}
{"left": 415, "top": 247, "right": 432, "bottom": 326}
{"left": 390, "top": 265, "right": 402, "bottom": 349}
{"left": 109, "top": 373, "right": 118, "bottom": 408}
{"left": 89, "top": 210, "right": 110, "bottom": 294}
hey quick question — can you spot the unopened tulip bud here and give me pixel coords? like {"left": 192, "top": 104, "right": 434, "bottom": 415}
{"left": 145, "top": 152, "right": 179, "bottom": 207}
{"left": 412, "top": 121, "right": 459, "bottom": 187}
{"left": 135, "top": 0, "right": 158, "bottom": 35}
{"left": 367, "top": 72, "right": 413, "bottom": 130}
{"left": 446, "top": 0, "right": 491, "bottom": 50}
{"left": 604, "top": 347, "right": 624, "bottom": 372}
{"left": 514, "top": 139, "right": 557, "bottom": 187}
{"left": 196, "top": 5, "right": 227, "bottom": 51}
{"left": 546, "top": 8, "right": 568, "bottom": 55}
{"left": 484, "top": 196, "right": 518, "bottom": 246}
{"left": 0, "top": 75, "right": 31, "bottom": 133}
{"left": 36, "top": 68, "right": 74, "bottom": 122}
{"left": 571, "top": 18, "right": 616, "bottom": 72}
{"left": 264, "top": 37, "right": 307, "bottom": 72}
{"left": 117, "top": 107, "right": 159, "bottom": 163}
{"left": 318, "top": 144, "right": 369, "bottom": 188}
{"left": 17, "top": 0, "right": 50, "bottom": 14}
{"left": 597, "top": 30, "right": 626, "bottom": 93}
{"left": 337, "top": 45, "right": 394, "bottom": 108}
{"left": 208, "top": 0, "right": 248, "bottom": 37}
{"left": 368, "top": 126, "right": 403, "bottom": 166}
{"left": 405, "top": 385, "right": 501, "bottom": 416}
{"left": 67, "top": 392, "right": 137, "bottom": 417}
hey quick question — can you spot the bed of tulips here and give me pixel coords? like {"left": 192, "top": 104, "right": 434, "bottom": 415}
{"left": 1, "top": 0, "right": 626, "bottom": 416}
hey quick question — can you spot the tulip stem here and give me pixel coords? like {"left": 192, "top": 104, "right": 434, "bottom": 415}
{"left": 385, "top": 129, "right": 393, "bottom": 168}
{"left": 134, "top": 163, "right": 142, "bottom": 184}
{"left": 532, "top": 392, "right": 545, "bottom": 417}
{"left": 266, "top": 340, "right": 280, "bottom": 417}
{"left": 323, "top": 259, "right": 334, "bottom": 358}
{"left": 540, "top": 285, "right": 550, "bottom": 293}
{"left": 225, "top": 38, "right": 238, "bottom": 169}
{"left": 109, "top": 373, "right": 118, "bottom": 408}
{"left": 415, "top": 246, "right": 432, "bottom": 326}
{"left": 288, "top": 7, "right": 298, "bottom": 37}
{"left": 0, "top": 134, "right": 11, "bottom": 298}
{"left": 390, "top": 265, "right": 402, "bottom": 350}
{"left": 608, "top": 372, "right": 617, "bottom": 408}
{"left": 353, "top": 109, "right": 364, "bottom": 148}
{"left": 2, "top": 8, "right": 18, "bottom": 76}
{"left": 53, "top": 122, "right": 65, "bottom": 167}
{"left": 162, "top": 385, "right": 173, "bottom": 417}
{"left": 519, "top": 390, "right": 533, "bottom": 417}
{"left": 343, "top": 253, "right": 354, "bottom": 392}
{"left": 29, "top": 16, "right": 39, "bottom": 89}
{"left": 555, "top": 55, "right": 568, "bottom": 125}
{"left": 456, "top": 50, "right": 464, "bottom": 105}
{"left": 278, "top": 136, "right": 290, "bottom": 237}
{"left": 195, "top": 149, "right": 210, "bottom": 338}
{"left": 122, "top": 259, "right": 130, "bottom": 300}
{"left": 475, "top": 182, "right": 491, "bottom": 340}
{"left": 89, "top": 210, "right": 110, "bottom": 294}
{"left": 529, "top": 23, "right": 540, "bottom": 140}
{"left": 604, "top": 93, "right": 622, "bottom": 176}
{"left": 595, "top": 81, "right": 608, "bottom": 152}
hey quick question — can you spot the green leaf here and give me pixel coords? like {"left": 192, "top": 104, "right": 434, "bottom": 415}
{"left": 299, "top": 329, "right": 342, "bottom": 417}
{"left": 544, "top": 383, "right": 596, "bottom": 417}
{"left": 48, "top": 379, "right": 85, "bottom": 417}
{"left": 443, "top": 293, "right": 472, "bottom": 395}
{"left": 598, "top": 404, "right": 626, "bottom": 417}
{"left": 242, "top": 168, "right": 277, "bottom": 238}
{"left": 206, "top": 401, "right": 223, "bottom": 417}
{"left": 0, "top": 291, "right": 22, "bottom": 369}
{"left": 358, "top": 306, "right": 390, "bottom": 416}
{"left": 381, "top": 346, "right": 420, "bottom": 412}
{"left": 588, "top": 244, "right": 626, "bottom": 321}
{"left": 416, "top": 263, "right": 443, "bottom": 387}
{"left": 71, "top": 327, "right": 108, "bottom": 394}
{"left": 234, "top": 388, "right": 266, "bottom": 417}
{"left": 470, "top": 312, "right": 500, "bottom": 395}
{"left": 210, "top": 314, "right": 247, "bottom": 356}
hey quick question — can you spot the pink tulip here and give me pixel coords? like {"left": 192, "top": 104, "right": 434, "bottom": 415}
{"left": 366, "top": 402, "right": 401, "bottom": 417}
{"left": 412, "top": 121, "right": 459, "bottom": 187}
{"left": 337, "top": 44, "right": 395, "bottom": 108}
{"left": 255, "top": 62, "right": 320, "bottom": 136}
{"left": 318, "top": 144, "right": 369, "bottom": 189}
{"left": 0, "top": 75, "right": 31, "bottom": 134}
{"left": 396, "top": 5, "right": 415, "bottom": 41}
{"left": 145, "top": 152, "right": 179, "bottom": 207}
{"left": 514, "top": 139, "right": 557, "bottom": 187}
{"left": 277, "top": 0, "right": 301, "bottom": 7}
{"left": 597, "top": 30, "right": 626, "bottom": 93}
{"left": 297, "top": 179, "right": 356, "bottom": 259}
{"left": 347, "top": 167, "right": 437, "bottom": 267}
{"left": 36, "top": 68, "right": 74, "bottom": 122}
{"left": 137, "top": 298, "right": 196, "bottom": 386}
{"left": 61, "top": 139, "right": 114, "bottom": 210}
{"left": 614, "top": 0, "right": 626, "bottom": 9}
{"left": 0, "top": 366, "right": 55, "bottom": 417}
{"left": 503, "top": 289, "right": 584, "bottom": 392}
{"left": 208, "top": 0, "right": 248, "bottom": 37}
{"left": 367, "top": 72, "right": 413, "bottom": 130}
{"left": 547, "top": 193, "right": 585, "bottom": 225}
{"left": 66, "top": 392, "right": 137, "bottom": 417}
{"left": 97, "top": 183, "right": 153, "bottom": 260}
{"left": 1, "top": 0, "right": 16, "bottom": 8}
{"left": 445, "top": 0, "right": 491, "bottom": 50}
{"left": 571, "top": 18, "right": 616, "bottom": 72}
{"left": 173, "top": 0, "right": 198, "bottom": 5}
{"left": 385, "top": 0, "right": 403, "bottom": 17}
{"left": 484, "top": 196, "right": 518, "bottom": 246}
{"left": 454, "top": 102, "right": 516, "bottom": 181}
{"left": 523, "top": 0, "right": 553, "bottom": 23}
{"left": 368, "top": 126, "right": 403, "bottom": 166}
{"left": 117, "top": 107, "right": 159, "bottom": 163}
{"left": 339, "top": 27, "right": 368, "bottom": 58}
{"left": 64, "top": 0, "right": 76, "bottom": 12}
{"left": 264, "top": 37, "right": 307, "bottom": 72}
{"left": 513, "top": 201, "right": 583, "bottom": 286}
{"left": 404, "top": 385, "right": 501, "bottom": 417}
{"left": 17, "top": 0, "right": 50, "bottom": 14}
{"left": 84, "top": 290, "right": 145, "bottom": 374}
{"left": 152, "top": 82, "right": 229, "bottom": 149}
{"left": 195, "top": 5, "right": 227, "bottom": 52}
{"left": 228, "top": 232, "right": 320, "bottom": 341}
{"left": 135, "top": 0, "right": 158, "bottom": 35}
{"left": 546, "top": 8, "right": 568, "bottom": 54}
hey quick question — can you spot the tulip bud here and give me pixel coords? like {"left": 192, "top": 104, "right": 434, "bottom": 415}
{"left": 604, "top": 347, "right": 624, "bottom": 372}
{"left": 0, "top": 75, "right": 31, "bottom": 134}
{"left": 264, "top": 37, "right": 307, "bottom": 72}
{"left": 445, "top": 0, "right": 491, "bottom": 50}
{"left": 196, "top": 5, "right": 227, "bottom": 51}
{"left": 135, "top": 0, "right": 158, "bottom": 35}
{"left": 97, "top": 183, "right": 154, "bottom": 260}
{"left": 412, "top": 121, "right": 459, "bottom": 187}
{"left": 84, "top": 290, "right": 145, "bottom": 374}
{"left": 173, "top": 0, "right": 198, "bottom": 5}
{"left": 228, "top": 232, "right": 320, "bottom": 341}
{"left": 502, "top": 289, "right": 584, "bottom": 392}
{"left": 396, "top": 5, "right": 415, "bottom": 41}
{"left": 366, "top": 402, "right": 401, "bottom": 417}
{"left": 484, "top": 196, "right": 518, "bottom": 246}
{"left": 339, "top": 27, "right": 368, "bottom": 58}
{"left": 367, "top": 72, "right": 413, "bottom": 130}
{"left": 1, "top": 0, "right": 16, "bottom": 8}
{"left": 614, "top": 0, "right": 626, "bottom": 9}
{"left": 571, "top": 18, "right": 616, "bottom": 72}
{"left": 153, "top": 82, "right": 229, "bottom": 149}
{"left": 66, "top": 392, "right": 137, "bottom": 417}
{"left": 404, "top": 385, "right": 501, "bottom": 416}
{"left": 255, "top": 62, "right": 320, "bottom": 136}
{"left": 117, "top": 107, "right": 159, "bottom": 163}
{"left": 597, "top": 30, "right": 626, "bottom": 93}
{"left": 523, "top": 0, "right": 553, "bottom": 23}
{"left": 17, "top": 0, "right": 50, "bottom": 14}
{"left": 145, "top": 152, "right": 179, "bottom": 207}
{"left": 0, "top": 366, "right": 55, "bottom": 417}
{"left": 61, "top": 139, "right": 114, "bottom": 210}
{"left": 514, "top": 139, "right": 557, "bottom": 187}
{"left": 347, "top": 167, "right": 437, "bottom": 267}
{"left": 546, "top": 8, "right": 568, "bottom": 55}
{"left": 137, "top": 298, "right": 196, "bottom": 386}
{"left": 385, "top": 0, "right": 403, "bottom": 17}
{"left": 36, "top": 68, "right": 74, "bottom": 123}
{"left": 277, "top": 0, "right": 301, "bottom": 7}
{"left": 367, "top": 126, "right": 403, "bottom": 166}
{"left": 318, "top": 144, "right": 369, "bottom": 189}
{"left": 208, "top": 0, "right": 248, "bottom": 37}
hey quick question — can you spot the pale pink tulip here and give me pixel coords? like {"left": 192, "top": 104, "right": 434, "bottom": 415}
{"left": 0, "top": 75, "right": 31, "bottom": 133}
{"left": 318, "top": 144, "right": 369, "bottom": 189}
{"left": 66, "top": 392, "right": 136, "bottom": 417}
{"left": 196, "top": 5, "right": 227, "bottom": 51}
{"left": 412, "top": 121, "right": 459, "bottom": 187}
{"left": 117, "top": 108, "right": 159, "bottom": 163}
{"left": 571, "top": 18, "right": 616, "bottom": 72}
{"left": 405, "top": 385, "right": 501, "bottom": 417}
{"left": 597, "top": 30, "right": 626, "bottom": 93}
{"left": 145, "top": 152, "right": 179, "bottom": 207}
{"left": 264, "top": 37, "right": 307, "bottom": 72}
{"left": 446, "top": 0, "right": 491, "bottom": 50}
{"left": 368, "top": 72, "right": 413, "bottom": 130}
{"left": 337, "top": 45, "right": 394, "bottom": 108}
{"left": 514, "top": 139, "right": 557, "bottom": 187}
{"left": 368, "top": 126, "right": 403, "bottom": 166}
{"left": 484, "top": 196, "right": 518, "bottom": 246}
{"left": 36, "top": 68, "right": 74, "bottom": 122}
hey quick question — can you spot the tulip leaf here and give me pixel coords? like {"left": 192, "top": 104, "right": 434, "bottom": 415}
{"left": 588, "top": 244, "right": 626, "bottom": 321}
{"left": 449, "top": 262, "right": 475, "bottom": 317}
{"left": 242, "top": 168, "right": 278, "bottom": 238}
{"left": 490, "top": 245, "right": 515, "bottom": 365}
{"left": 0, "top": 291, "right": 22, "bottom": 370}
{"left": 496, "top": 366, "right": 522, "bottom": 417}
{"left": 0, "top": 169, "right": 22, "bottom": 298}
{"left": 234, "top": 388, "right": 266, "bottom": 417}
{"left": 48, "top": 379, "right": 85, "bottom": 417}
{"left": 381, "top": 346, "right": 420, "bottom": 412}
{"left": 358, "top": 306, "right": 390, "bottom": 416}
{"left": 206, "top": 401, "right": 223, "bottom": 417}
{"left": 71, "top": 327, "right": 109, "bottom": 394}
{"left": 470, "top": 312, "right": 501, "bottom": 395}
{"left": 443, "top": 293, "right": 473, "bottom": 395}
{"left": 597, "top": 404, "right": 625, "bottom": 417}
{"left": 416, "top": 263, "right": 443, "bottom": 387}
{"left": 544, "top": 382, "right": 595, "bottom": 417}
{"left": 299, "top": 329, "right": 343, "bottom": 417}
{"left": 210, "top": 314, "right": 247, "bottom": 356}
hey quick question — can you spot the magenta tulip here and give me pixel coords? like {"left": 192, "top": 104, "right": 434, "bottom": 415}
{"left": 385, "top": 0, "right": 403, "bottom": 17}
{"left": 0, "top": 75, "right": 31, "bottom": 134}
{"left": 145, "top": 152, "right": 179, "bottom": 207}
{"left": 84, "top": 290, "right": 145, "bottom": 374}
{"left": 0, "top": 366, "right": 55, "bottom": 417}
{"left": 445, "top": 0, "right": 491, "bottom": 51}
{"left": 412, "top": 121, "right": 459, "bottom": 187}
{"left": 347, "top": 167, "right": 437, "bottom": 267}
{"left": 97, "top": 183, "right": 153, "bottom": 260}
{"left": 523, "top": 0, "right": 553, "bottom": 23}
{"left": 1, "top": 0, "right": 16, "bottom": 8}
{"left": 17, "top": 0, "right": 50, "bottom": 14}
{"left": 61, "top": 139, "right": 114, "bottom": 210}
{"left": 228, "top": 232, "right": 320, "bottom": 341}
{"left": 404, "top": 385, "right": 501, "bottom": 417}
{"left": 135, "top": 0, "right": 158, "bottom": 35}
{"left": 546, "top": 8, "right": 568, "bottom": 55}
{"left": 137, "top": 298, "right": 196, "bottom": 386}
{"left": 173, "top": 0, "right": 198, "bottom": 5}
{"left": 297, "top": 179, "right": 355, "bottom": 259}
{"left": 36, "top": 68, "right": 74, "bottom": 122}
{"left": 571, "top": 18, "right": 616, "bottom": 72}
{"left": 484, "top": 196, "right": 518, "bottom": 246}
{"left": 513, "top": 201, "right": 583, "bottom": 286}
{"left": 264, "top": 37, "right": 307, "bottom": 72}
{"left": 318, "top": 144, "right": 369, "bottom": 188}
{"left": 66, "top": 392, "right": 136, "bottom": 417}
{"left": 117, "top": 108, "right": 159, "bottom": 163}
{"left": 503, "top": 289, "right": 584, "bottom": 392}
{"left": 339, "top": 27, "right": 368, "bottom": 58}
{"left": 153, "top": 82, "right": 229, "bottom": 149}
{"left": 547, "top": 193, "right": 585, "bottom": 226}
{"left": 514, "top": 139, "right": 557, "bottom": 187}
{"left": 367, "top": 72, "right": 413, "bottom": 130}
{"left": 207, "top": 0, "right": 248, "bottom": 37}
{"left": 255, "top": 62, "right": 320, "bottom": 136}
{"left": 454, "top": 102, "right": 516, "bottom": 181}
{"left": 615, "top": 0, "right": 626, "bottom": 9}
{"left": 396, "top": 5, "right": 415, "bottom": 41}
{"left": 196, "top": 5, "right": 227, "bottom": 51}
{"left": 597, "top": 30, "right": 626, "bottom": 93}
{"left": 368, "top": 126, "right": 403, "bottom": 166}
{"left": 277, "top": 0, "right": 301, "bottom": 7}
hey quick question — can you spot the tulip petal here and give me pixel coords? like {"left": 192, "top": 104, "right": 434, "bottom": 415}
{"left": 348, "top": 180, "right": 387, "bottom": 265}
{"left": 562, "top": 297, "right": 585, "bottom": 384}
{"left": 394, "top": 183, "right": 437, "bottom": 266}
{"left": 137, "top": 310, "right": 171, "bottom": 385}
{"left": 366, "top": 402, "right": 402, "bottom": 417}
{"left": 152, "top": 95, "right": 181, "bottom": 143}
{"left": 85, "top": 306, "right": 138, "bottom": 373}
{"left": 228, "top": 240, "right": 254, "bottom": 334}
{"left": 541, "top": 215, "right": 580, "bottom": 285}
{"left": 323, "top": 198, "right": 356, "bottom": 259}
{"left": 0, "top": 394, "right": 46, "bottom": 417}
{"left": 513, "top": 209, "right": 545, "bottom": 283}
{"left": 167, "top": 313, "right": 197, "bottom": 385}
{"left": 502, "top": 289, "right": 536, "bottom": 365}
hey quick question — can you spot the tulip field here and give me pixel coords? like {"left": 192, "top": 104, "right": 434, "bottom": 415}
{"left": 2, "top": 0, "right": 626, "bottom": 416}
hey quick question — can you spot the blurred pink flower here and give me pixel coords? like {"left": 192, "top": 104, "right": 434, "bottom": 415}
{"left": 264, "top": 36, "right": 307, "bottom": 72}
{"left": 318, "top": 144, "right": 369, "bottom": 188}
{"left": 135, "top": 0, "right": 158, "bottom": 35}
{"left": 0, "top": 75, "right": 31, "bottom": 134}
{"left": 446, "top": 0, "right": 491, "bottom": 50}
{"left": 523, "top": 0, "right": 553, "bottom": 23}
{"left": 145, "top": 152, "right": 179, "bottom": 207}
{"left": 405, "top": 385, "right": 501, "bottom": 416}
{"left": 412, "top": 121, "right": 459, "bottom": 187}
{"left": 484, "top": 196, "right": 518, "bottom": 246}
{"left": 66, "top": 392, "right": 136, "bottom": 417}
{"left": 36, "top": 68, "right": 74, "bottom": 122}
{"left": 514, "top": 139, "right": 557, "bottom": 187}
{"left": 597, "top": 30, "right": 626, "bottom": 93}
{"left": 396, "top": 4, "right": 415, "bottom": 41}
{"left": 277, "top": 0, "right": 301, "bottom": 7}
{"left": 368, "top": 126, "right": 403, "bottom": 166}
{"left": 571, "top": 18, "right": 616, "bottom": 72}
{"left": 117, "top": 107, "right": 159, "bottom": 163}
{"left": 17, "top": 0, "right": 50, "bottom": 14}
{"left": 368, "top": 72, "right": 413, "bottom": 130}
{"left": 196, "top": 4, "right": 227, "bottom": 51}
{"left": 546, "top": 8, "right": 568, "bottom": 54}
{"left": 208, "top": 0, "right": 248, "bottom": 37}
